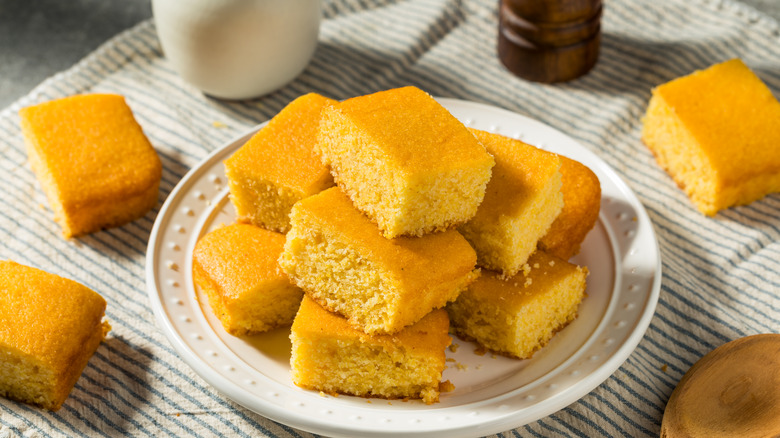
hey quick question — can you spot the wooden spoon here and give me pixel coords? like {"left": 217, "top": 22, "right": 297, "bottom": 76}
{"left": 661, "top": 334, "right": 780, "bottom": 438}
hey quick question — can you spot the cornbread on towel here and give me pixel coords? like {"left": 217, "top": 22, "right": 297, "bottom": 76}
{"left": 642, "top": 58, "right": 780, "bottom": 215}
{"left": 193, "top": 223, "right": 303, "bottom": 336}
{"left": 19, "top": 94, "right": 162, "bottom": 238}
{"left": 279, "top": 187, "right": 479, "bottom": 335}
{"left": 316, "top": 86, "right": 495, "bottom": 238}
{"left": 459, "top": 129, "right": 563, "bottom": 277}
{"left": 538, "top": 156, "right": 601, "bottom": 260}
{"left": 447, "top": 251, "right": 586, "bottom": 359}
{"left": 0, "top": 260, "right": 110, "bottom": 410}
{"left": 225, "top": 93, "right": 336, "bottom": 233}
{"left": 290, "top": 295, "right": 451, "bottom": 404}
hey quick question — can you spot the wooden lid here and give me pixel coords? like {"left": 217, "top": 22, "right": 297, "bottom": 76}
{"left": 661, "top": 334, "right": 780, "bottom": 437}
{"left": 504, "top": 0, "right": 603, "bottom": 23}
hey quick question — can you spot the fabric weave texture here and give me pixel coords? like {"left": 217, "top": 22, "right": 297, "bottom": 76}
{"left": 1, "top": 0, "right": 779, "bottom": 436}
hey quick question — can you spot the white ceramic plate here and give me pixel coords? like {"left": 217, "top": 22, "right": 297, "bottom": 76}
{"left": 146, "top": 99, "right": 661, "bottom": 438}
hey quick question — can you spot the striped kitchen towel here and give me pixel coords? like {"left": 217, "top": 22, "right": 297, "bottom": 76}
{"left": 1, "top": 0, "right": 779, "bottom": 436}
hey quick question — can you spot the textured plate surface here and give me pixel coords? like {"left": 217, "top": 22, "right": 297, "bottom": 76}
{"left": 146, "top": 98, "right": 661, "bottom": 438}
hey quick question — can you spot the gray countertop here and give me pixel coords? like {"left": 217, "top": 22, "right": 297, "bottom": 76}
{"left": 0, "top": 0, "right": 778, "bottom": 108}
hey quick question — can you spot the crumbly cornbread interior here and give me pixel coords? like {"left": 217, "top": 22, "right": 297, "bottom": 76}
{"left": 225, "top": 93, "right": 336, "bottom": 232}
{"left": 0, "top": 260, "right": 109, "bottom": 410}
{"left": 317, "top": 86, "right": 495, "bottom": 238}
{"left": 192, "top": 223, "right": 303, "bottom": 336}
{"left": 641, "top": 58, "right": 780, "bottom": 215}
{"left": 279, "top": 187, "right": 478, "bottom": 335}
{"left": 459, "top": 129, "right": 563, "bottom": 277}
{"left": 290, "top": 296, "right": 450, "bottom": 404}
{"left": 447, "top": 251, "right": 587, "bottom": 359}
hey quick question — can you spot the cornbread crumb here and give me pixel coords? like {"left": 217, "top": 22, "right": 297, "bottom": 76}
{"left": 193, "top": 223, "right": 303, "bottom": 336}
{"left": 439, "top": 380, "right": 456, "bottom": 393}
{"left": 316, "top": 86, "right": 495, "bottom": 238}
{"left": 279, "top": 187, "right": 478, "bottom": 335}
{"left": 447, "top": 251, "right": 587, "bottom": 359}
{"left": 225, "top": 93, "right": 336, "bottom": 233}
{"left": 290, "top": 296, "right": 451, "bottom": 404}
{"left": 459, "top": 129, "right": 563, "bottom": 277}
{"left": 19, "top": 94, "right": 162, "bottom": 238}
{"left": 449, "top": 343, "right": 460, "bottom": 353}
{"left": 661, "top": 364, "right": 668, "bottom": 373}
{"left": 0, "top": 261, "right": 109, "bottom": 410}
{"left": 641, "top": 58, "right": 780, "bottom": 215}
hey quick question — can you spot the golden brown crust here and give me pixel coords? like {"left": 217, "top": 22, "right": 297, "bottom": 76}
{"left": 224, "top": 93, "right": 336, "bottom": 232}
{"left": 316, "top": 86, "right": 495, "bottom": 238}
{"left": 19, "top": 94, "right": 162, "bottom": 237}
{"left": 538, "top": 155, "right": 601, "bottom": 260}
{"left": 0, "top": 260, "right": 108, "bottom": 410}
{"left": 290, "top": 296, "right": 449, "bottom": 404}
{"left": 640, "top": 59, "right": 780, "bottom": 215}
{"left": 192, "top": 223, "right": 303, "bottom": 335}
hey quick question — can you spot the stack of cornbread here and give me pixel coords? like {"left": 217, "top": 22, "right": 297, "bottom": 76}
{"left": 194, "top": 86, "right": 600, "bottom": 404}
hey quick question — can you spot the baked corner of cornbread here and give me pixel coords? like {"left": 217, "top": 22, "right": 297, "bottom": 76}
{"left": 460, "top": 129, "right": 564, "bottom": 276}
{"left": 19, "top": 94, "right": 162, "bottom": 238}
{"left": 290, "top": 295, "right": 450, "bottom": 404}
{"left": 316, "top": 86, "right": 494, "bottom": 238}
{"left": 224, "top": 93, "right": 336, "bottom": 233}
{"left": 279, "top": 186, "right": 477, "bottom": 335}
{"left": 192, "top": 223, "right": 303, "bottom": 336}
{"left": 641, "top": 58, "right": 780, "bottom": 215}
{"left": 538, "top": 155, "right": 601, "bottom": 260}
{"left": 447, "top": 251, "right": 586, "bottom": 359}
{"left": 0, "top": 260, "right": 109, "bottom": 410}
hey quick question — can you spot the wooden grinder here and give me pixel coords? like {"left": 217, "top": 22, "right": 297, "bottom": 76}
{"left": 498, "top": 0, "right": 602, "bottom": 83}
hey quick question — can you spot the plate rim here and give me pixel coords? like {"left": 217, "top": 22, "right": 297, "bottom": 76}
{"left": 145, "top": 97, "right": 662, "bottom": 437}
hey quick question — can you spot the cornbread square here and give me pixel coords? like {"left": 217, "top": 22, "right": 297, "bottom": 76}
{"left": 459, "top": 129, "right": 563, "bottom": 277}
{"left": 0, "top": 260, "right": 110, "bottom": 410}
{"left": 538, "top": 156, "right": 601, "bottom": 260}
{"left": 193, "top": 223, "right": 303, "bottom": 336}
{"left": 225, "top": 93, "right": 336, "bottom": 233}
{"left": 317, "top": 86, "right": 495, "bottom": 238}
{"left": 447, "top": 251, "right": 587, "bottom": 359}
{"left": 19, "top": 94, "right": 162, "bottom": 238}
{"left": 290, "top": 296, "right": 451, "bottom": 404}
{"left": 642, "top": 58, "right": 780, "bottom": 215}
{"left": 279, "top": 187, "right": 479, "bottom": 335}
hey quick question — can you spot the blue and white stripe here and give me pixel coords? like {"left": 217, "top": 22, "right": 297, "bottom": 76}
{"left": 1, "top": 0, "right": 779, "bottom": 436}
